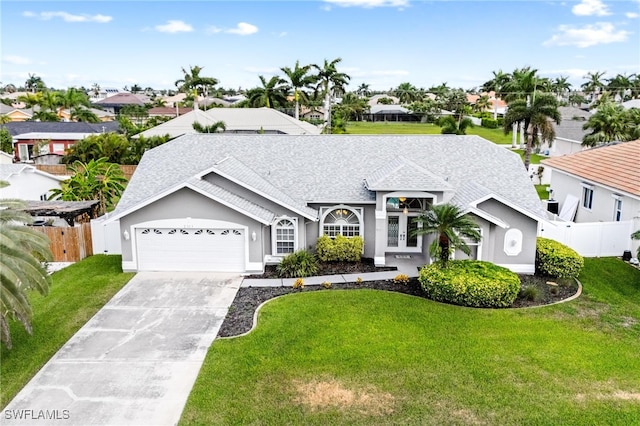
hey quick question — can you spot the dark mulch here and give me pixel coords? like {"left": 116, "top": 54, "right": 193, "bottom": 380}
{"left": 245, "top": 257, "right": 396, "bottom": 279}
{"left": 218, "top": 274, "right": 580, "bottom": 338}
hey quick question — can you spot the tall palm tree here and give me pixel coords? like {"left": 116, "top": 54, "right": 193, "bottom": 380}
{"left": 24, "top": 73, "right": 45, "bottom": 93}
{"left": 482, "top": 69, "right": 510, "bottom": 119}
{"left": 503, "top": 92, "right": 561, "bottom": 170}
{"left": 280, "top": 61, "right": 317, "bottom": 120}
{"left": 71, "top": 107, "right": 100, "bottom": 123}
{"left": 606, "top": 73, "right": 634, "bottom": 101}
{"left": 413, "top": 203, "right": 481, "bottom": 268}
{"left": 313, "top": 57, "right": 351, "bottom": 133}
{"left": 473, "top": 95, "right": 492, "bottom": 113}
{"left": 247, "top": 75, "right": 289, "bottom": 108}
{"left": 502, "top": 66, "right": 541, "bottom": 104}
{"left": 356, "top": 83, "right": 370, "bottom": 97}
{"left": 0, "top": 184, "right": 52, "bottom": 349}
{"left": 551, "top": 76, "right": 572, "bottom": 101}
{"left": 582, "top": 100, "right": 632, "bottom": 146}
{"left": 175, "top": 65, "right": 219, "bottom": 108}
{"left": 581, "top": 71, "right": 606, "bottom": 103}
{"left": 58, "top": 88, "right": 91, "bottom": 118}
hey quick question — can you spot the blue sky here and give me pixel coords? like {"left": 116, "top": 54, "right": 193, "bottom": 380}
{"left": 1, "top": 0, "right": 639, "bottom": 92}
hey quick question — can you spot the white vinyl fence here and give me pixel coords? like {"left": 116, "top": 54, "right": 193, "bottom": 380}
{"left": 91, "top": 215, "right": 122, "bottom": 255}
{"left": 539, "top": 219, "right": 633, "bottom": 257}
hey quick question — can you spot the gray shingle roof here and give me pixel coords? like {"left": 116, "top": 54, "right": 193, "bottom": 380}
{"left": 209, "top": 156, "right": 318, "bottom": 219}
{"left": 449, "top": 181, "right": 493, "bottom": 208}
{"left": 364, "top": 157, "right": 453, "bottom": 191}
{"left": 186, "top": 177, "right": 276, "bottom": 223}
{"left": 1, "top": 121, "right": 120, "bottom": 136}
{"left": 554, "top": 120, "right": 588, "bottom": 142}
{"left": 113, "top": 135, "right": 546, "bottom": 219}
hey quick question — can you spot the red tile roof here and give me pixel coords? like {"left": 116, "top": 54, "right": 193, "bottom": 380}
{"left": 541, "top": 140, "right": 640, "bottom": 196}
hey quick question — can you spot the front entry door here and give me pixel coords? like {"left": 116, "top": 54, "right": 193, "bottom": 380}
{"left": 387, "top": 214, "right": 421, "bottom": 252}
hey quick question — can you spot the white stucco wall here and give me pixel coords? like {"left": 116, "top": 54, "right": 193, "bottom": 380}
{"left": 0, "top": 169, "right": 62, "bottom": 200}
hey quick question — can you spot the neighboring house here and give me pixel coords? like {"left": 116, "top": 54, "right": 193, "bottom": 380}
{"left": 300, "top": 107, "right": 324, "bottom": 121}
{"left": 0, "top": 163, "right": 65, "bottom": 200}
{"left": 539, "top": 106, "right": 591, "bottom": 157}
{"left": 622, "top": 99, "right": 640, "bottom": 110}
{"left": 368, "top": 95, "right": 400, "bottom": 106}
{"left": 541, "top": 140, "right": 640, "bottom": 223}
{"left": 2, "top": 121, "right": 121, "bottom": 162}
{"left": 135, "top": 107, "right": 322, "bottom": 139}
{"left": 0, "top": 104, "right": 32, "bottom": 122}
{"left": 101, "top": 134, "right": 546, "bottom": 274}
{"left": 58, "top": 107, "right": 116, "bottom": 122}
{"left": 147, "top": 106, "right": 193, "bottom": 119}
{"left": 364, "top": 105, "right": 418, "bottom": 122}
{"left": 93, "top": 92, "right": 150, "bottom": 114}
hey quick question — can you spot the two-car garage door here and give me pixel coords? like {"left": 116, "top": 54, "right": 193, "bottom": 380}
{"left": 135, "top": 226, "right": 245, "bottom": 272}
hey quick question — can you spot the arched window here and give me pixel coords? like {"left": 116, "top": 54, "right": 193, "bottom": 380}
{"left": 273, "top": 218, "right": 297, "bottom": 255}
{"left": 321, "top": 207, "right": 362, "bottom": 237}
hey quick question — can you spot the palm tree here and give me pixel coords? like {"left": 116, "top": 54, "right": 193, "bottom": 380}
{"left": 413, "top": 203, "right": 481, "bottom": 268}
{"left": 502, "top": 66, "right": 541, "bottom": 104}
{"left": 581, "top": 71, "right": 606, "bottom": 103}
{"left": 192, "top": 120, "right": 226, "bottom": 133}
{"left": 481, "top": 69, "right": 510, "bottom": 119}
{"left": 58, "top": 88, "right": 90, "bottom": 118}
{"left": 25, "top": 73, "right": 45, "bottom": 93}
{"left": 71, "top": 107, "right": 100, "bottom": 123}
{"left": 503, "top": 92, "right": 561, "bottom": 170}
{"left": 473, "top": 95, "right": 492, "bottom": 113}
{"left": 91, "top": 83, "right": 101, "bottom": 98}
{"left": 606, "top": 73, "right": 634, "bottom": 101}
{"left": 313, "top": 57, "right": 351, "bottom": 133}
{"left": 50, "top": 158, "right": 127, "bottom": 215}
{"left": 280, "top": 61, "right": 317, "bottom": 120}
{"left": 394, "top": 82, "right": 418, "bottom": 104}
{"left": 551, "top": 76, "right": 572, "bottom": 101}
{"left": 247, "top": 75, "right": 289, "bottom": 108}
{"left": 0, "top": 183, "right": 52, "bottom": 349}
{"left": 582, "top": 100, "right": 632, "bottom": 146}
{"left": 356, "top": 83, "right": 370, "bottom": 97}
{"left": 175, "top": 65, "right": 219, "bottom": 107}
{"left": 439, "top": 115, "right": 473, "bottom": 135}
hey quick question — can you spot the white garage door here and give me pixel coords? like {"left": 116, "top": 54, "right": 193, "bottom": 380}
{"left": 136, "top": 226, "right": 245, "bottom": 272}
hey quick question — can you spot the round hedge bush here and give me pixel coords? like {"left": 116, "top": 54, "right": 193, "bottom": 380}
{"left": 419, "top": 260, "right": 521, "bottom": 308}
{"left": 536, "top": 237, "right": 583, "bottom": 279}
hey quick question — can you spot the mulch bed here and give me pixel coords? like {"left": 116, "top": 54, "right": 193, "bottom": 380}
{"left": 218, "top": 273, "right": 580, "bottom": 338}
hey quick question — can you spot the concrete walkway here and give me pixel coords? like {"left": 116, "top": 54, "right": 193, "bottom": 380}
{"left": 4, "top": 272, "right": 242, "bottom": 426}
{"left": 242, "top": 254, "right": 426, "bottom": 287}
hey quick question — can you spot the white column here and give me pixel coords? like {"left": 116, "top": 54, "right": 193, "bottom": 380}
{"left": 511, "top": 122, "right": 517, "bottom": 148}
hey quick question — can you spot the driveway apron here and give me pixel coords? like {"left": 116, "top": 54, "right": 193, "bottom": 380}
{"left": 3, "top": 272, "right": 242, "bottom": 426}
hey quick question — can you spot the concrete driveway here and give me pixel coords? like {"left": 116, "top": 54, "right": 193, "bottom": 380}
{"left": 3, "top": 272, "right": 242, "bottom": 426}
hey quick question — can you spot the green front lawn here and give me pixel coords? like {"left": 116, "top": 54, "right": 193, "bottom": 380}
{"left": 345, "top": 121, "right": 514, "bottom": 145}
{"left": 536, "top": 184, "right": 550, "bottom": 200}
{"left": 0, "top": 255, "right": 134, "bottom": 408}
{"left": 181, "top": 258, "right": 640, "bottom": 425}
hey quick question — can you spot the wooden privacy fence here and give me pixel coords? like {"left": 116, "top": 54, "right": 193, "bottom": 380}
{"left": 36, "top": 164, "right": 137, "bottom": 180}
{"left": 33, "top": 222, "right": 93, "bottom": 262}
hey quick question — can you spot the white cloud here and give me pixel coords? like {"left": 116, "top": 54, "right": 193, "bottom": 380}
{"left": 324, "top": 0, "right": 409, "bottom": 8}
{"left": 3, "top": 55, "right": 32, "bottom": 65}
{"left": 571, "top": 0, "right": 611, "bottom": 16}
{"left": 626, "top": 12, "right": 639, "bottom": 18}
{"left": 22, "top": 11, "right": 112, "bottom": 23}
{"left": 226, "top": 22, "right": 258, "bottom": 35}
{"left": 155, "top": 20, "right": 193, "bottom": 33}
{"left": 543, "top": 22, "right": 629, "bottom": 47}
{"left": 207, "top": 26, "right": 222, "bottom": 34}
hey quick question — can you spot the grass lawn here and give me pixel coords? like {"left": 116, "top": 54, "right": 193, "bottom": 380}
{"left": 0, "top": 255, "right": 134, "bottom": 408}
{"left": 181, "top": 258, "right": 640, "bottom": 425}
{"left": 345, "top": 121, "right": 515, "bottom": 145}
{"left": 513, "top": 149, "right": 546, "bottom": 165}
{"left": 536, "top": 184, "right": 550, "bottom": 200}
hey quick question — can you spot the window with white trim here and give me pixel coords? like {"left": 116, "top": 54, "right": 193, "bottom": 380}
{"left": 321, "top": 206, "right": 362, "bottom": 237}
{"left": 613, "top": 197, "right": 622, "bottom": 221}
{"left": 273, "top": 218, "right": 297, "bottom": 255}
{"left": 582, "top": 186, "right": 594, "bottom": 209}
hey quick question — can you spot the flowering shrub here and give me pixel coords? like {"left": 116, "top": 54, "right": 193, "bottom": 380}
{"left": 356, "top": 277, "right": 363, "bottom": 285}
{"left": 322, "top": 281, "right": 332, "bottom": 289}
{"left": 419, "top": 260, "right": 520, "bottom": 308}
{"left": 536, "top": 238, "right": 583, "bottom": 279}
{"left": 393, "top": 274, "right": 410, "bottom": 284}
{"left": 293, "top": 278, "right": 304, "bottom": 289}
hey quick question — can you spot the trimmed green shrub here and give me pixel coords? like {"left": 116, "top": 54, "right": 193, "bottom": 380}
{"left": 316, "top": 235, "right": 364, "bottom": 262}
{"left": 536, "top": 237, "right": 583, "bottom": 279}
{"left": 276, "top": 250, "right": 319, "bottom": 278}
{"left": 481, "top": 117, "right": 498, "bottom": 129}
{"left": 419, "top": 260, "right": 521, "bottom": 308}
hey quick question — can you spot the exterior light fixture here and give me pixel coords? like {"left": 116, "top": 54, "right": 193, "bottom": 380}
{"left": 123, "top": 230, "right": 130, "bottom": 240}
{"left": 251, "top": 231, "right": 257, "bottom": 241}
{"left": 403, "top": 206, "right": 409, "bottom": 215}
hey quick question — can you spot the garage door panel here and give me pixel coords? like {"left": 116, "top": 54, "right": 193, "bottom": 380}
{"left": 136, "top": 227, "right": 245, "bottom": 272}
